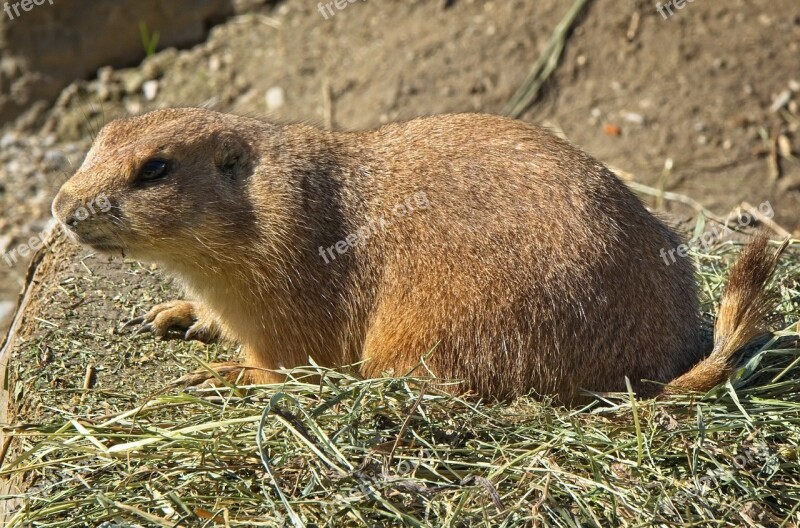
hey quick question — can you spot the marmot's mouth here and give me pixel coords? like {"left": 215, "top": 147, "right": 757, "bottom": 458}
{"left": 67, "top": 230, "right": 125, "bottom": 253}
{"left": 87, "top": 243, "right": 124, "bottom": 252}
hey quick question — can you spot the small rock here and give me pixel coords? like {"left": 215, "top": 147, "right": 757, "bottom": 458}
{"left": 265, "top": 86, "right": 285, "bottom": 111}
{"left": 790, "top": 79, "right": 800, "bottom": 93}
{"left": 0, "top": 301, "right": 15, "bottom": 323}
{"left": 622, "top": 112, "right": 645, "bottom": 125}
{"left": 6, "top": 160, "right": 22, "bottom": 175}
{"left": 142, "top": 80, "right": 160, "bottom": 101}
{"left": 209, "top": 55, "right": 222, "bottom": 72}
{"left": 770, "top": 89, "right": 792, "bottom": 112}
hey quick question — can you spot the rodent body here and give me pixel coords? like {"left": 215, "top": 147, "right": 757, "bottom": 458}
{"left": 52, "top": 108, "right": 784, "bottom": 403}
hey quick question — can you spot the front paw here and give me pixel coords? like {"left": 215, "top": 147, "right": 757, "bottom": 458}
{"left": 123, "top": 300, "right": 222, "bottom": 342}
{"left": 173, "top": 362, "right": 280, "bottom": 387}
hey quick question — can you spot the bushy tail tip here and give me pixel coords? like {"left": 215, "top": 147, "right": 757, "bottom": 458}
{"left": 664, "top": 233, "right": 789, "bottom": 394}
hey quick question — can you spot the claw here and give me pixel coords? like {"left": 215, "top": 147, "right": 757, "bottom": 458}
{"left": 184, "top": 327, "right": 203, "bottom": 342}
{"left": 185, "top": 323, "right": 218, "bottom": 343}
{"left": 121, "top": 300, "right": 221, "bottom": 342}
{"left": 121, "top": 316, "right": 146, "bottom": 330}
{"left": 135, "top": 323, "right": 155, "bottom": 335}
{"left": 173, "top": 371, "right": 213, "bottom": 387}
{"left": 173, "top": 364, "right": 249, "bottom": 388}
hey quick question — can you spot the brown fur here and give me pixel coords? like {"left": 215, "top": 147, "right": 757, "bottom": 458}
{"left": 51, "top": 108, "right": 785, "bottom": 403}
{"left": 664, "top": 234, "right": 788, "bottom": 393}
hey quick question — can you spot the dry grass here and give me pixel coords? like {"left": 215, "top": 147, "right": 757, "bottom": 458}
{"left": 1, "top": 240, "right": 799, "bottom": 527}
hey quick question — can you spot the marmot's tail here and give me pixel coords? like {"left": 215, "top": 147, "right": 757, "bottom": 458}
{"left": 664, "top": 233, "right": 788, "bottom": 394}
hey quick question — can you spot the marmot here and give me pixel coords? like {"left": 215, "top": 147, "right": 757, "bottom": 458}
{"left": 51, "top": 108, "right": 786, "bottom": 403}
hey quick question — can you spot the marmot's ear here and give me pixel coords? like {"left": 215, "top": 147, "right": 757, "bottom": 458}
{"left": 214, "top": 132, "right": 251, "bottom": 179}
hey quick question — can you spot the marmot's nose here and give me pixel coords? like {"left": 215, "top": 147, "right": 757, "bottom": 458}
{"left": 52, "top": 187, "right": 78, "bottom": 228}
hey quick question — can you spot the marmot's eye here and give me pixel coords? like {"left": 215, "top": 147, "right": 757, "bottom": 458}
{"left": 137, "top": 159, "right": 170, "bottom": 182}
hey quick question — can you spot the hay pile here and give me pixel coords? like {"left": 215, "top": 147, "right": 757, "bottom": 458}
{"left": 2, "top": 241, "right": 799, "bottom": 527}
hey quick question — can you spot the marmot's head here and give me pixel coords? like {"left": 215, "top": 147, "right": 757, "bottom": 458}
{"left": 52, "top": 108, "right": 260, "bottom": 265}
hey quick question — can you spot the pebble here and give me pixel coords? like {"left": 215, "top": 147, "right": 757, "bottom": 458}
{"left": 265, "top": 86, "right": 285, "bottom": 111}
{"left": 770, "top": 89, "right": 792, "bottom": 112}
{"left": 0, "top": 301, "right": 15, "bottom": 323}
{"left": 6, "top": 159, "right": 22, "bottom": 175}
{"left": 622, "top": 112, "right": 645, "bottom": 125}
{"left": 143, "top": 80, "right": 160, "bottom": 101}
{"left": 209, "top": 55, "right": 222, "bottom": 72}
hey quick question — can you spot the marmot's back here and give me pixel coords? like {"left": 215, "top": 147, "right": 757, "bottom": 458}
{"left": 338, "top": 114, "right": 701, "bottom": 400}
